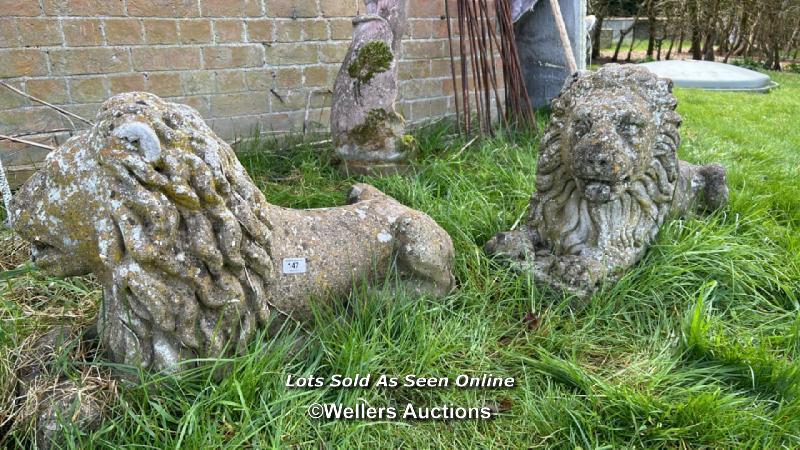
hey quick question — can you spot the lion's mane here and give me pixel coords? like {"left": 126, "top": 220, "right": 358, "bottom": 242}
{"left": 530, "top": 66, "right": 681, "bottom": 265}
{"left": 91, "top": 93, "right": 275, "bottom": 370}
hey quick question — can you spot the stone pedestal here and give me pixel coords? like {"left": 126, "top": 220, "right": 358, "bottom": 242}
{"left": 514, "top": 0, "right": 587, "bottom": 108}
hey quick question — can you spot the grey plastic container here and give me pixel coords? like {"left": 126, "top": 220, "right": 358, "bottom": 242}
{"left": 640, "top": 60, "right": 777, "bottom": 92}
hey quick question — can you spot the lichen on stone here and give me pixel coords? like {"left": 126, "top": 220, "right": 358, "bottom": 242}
{"left": 348, "top": 40, "right": 393, "bottom": 85}
{"left": 484, "top": 64, "right": 730, "bottom": 299}
{"left": 10, "top": 92, "right": 456, "bottom": 374}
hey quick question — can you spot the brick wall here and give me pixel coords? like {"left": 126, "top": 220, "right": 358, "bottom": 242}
{"left": 0, "top": 0, "right": 460, "bottom": 185}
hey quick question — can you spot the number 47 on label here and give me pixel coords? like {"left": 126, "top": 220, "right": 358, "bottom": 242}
{"left": 282, "top": 257, "right": 307, "bottom": 274}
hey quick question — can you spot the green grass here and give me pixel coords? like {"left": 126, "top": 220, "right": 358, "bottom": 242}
{"left": 2, "top": 72, "right": 800, "bottom": 448}
{"left": 598, "top": 38, "right": 653, "bottom": 61}
{"left": 600, "top": 38, "right": 652, "bottom": 52}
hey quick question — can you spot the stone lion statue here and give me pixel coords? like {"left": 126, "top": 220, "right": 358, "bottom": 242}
{"left": 485, "top": 65, "right": 729, "bottom": 297}
{"left": 9, "top": 92, "right": 455, "bottom": 372}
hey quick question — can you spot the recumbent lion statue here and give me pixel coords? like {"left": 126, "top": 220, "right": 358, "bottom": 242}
{"left": 10, "top": 92, "right": 455, "bottom": 372}
{"left": 485, "top": 65, "right": 729, "bottom": 297}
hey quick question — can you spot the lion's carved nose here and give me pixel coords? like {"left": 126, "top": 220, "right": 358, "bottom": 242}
{"left": 589, "top": 152, "right": 610, "bottom": 168}
{"left": 573, "top": 141, "right": 630, "bottom": 183}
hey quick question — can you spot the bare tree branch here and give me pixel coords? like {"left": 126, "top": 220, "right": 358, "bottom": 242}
{"left": 0, "top": 134, "right": 56, "bottom": 151}
{"left": 0, "top": 81, "right": 93, "bottom": 127}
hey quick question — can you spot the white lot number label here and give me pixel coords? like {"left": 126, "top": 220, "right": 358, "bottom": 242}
{"left": 282, "top": 257, "right": 307, "bottom": 274}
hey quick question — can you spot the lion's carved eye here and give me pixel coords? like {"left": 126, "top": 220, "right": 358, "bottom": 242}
{"left": 617, "top": 113, "right": 645, "bottom": 136}
{"left": 573, "top": 119, "right": 591, "bottom": 136}
{"left": 617, "top": 120, "right": 641, "bottom": 136}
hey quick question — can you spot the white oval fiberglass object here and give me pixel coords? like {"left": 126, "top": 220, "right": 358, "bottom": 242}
{"left": 640, "top": 60, "right": 776, "bottom": 92}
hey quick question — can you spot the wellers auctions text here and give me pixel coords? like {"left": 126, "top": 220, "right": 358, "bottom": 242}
{"left": 308, "top": 402, "right": 495, "bottom": 421}
{"left": 285, "top": 373, "right": 516, "bottom": 389}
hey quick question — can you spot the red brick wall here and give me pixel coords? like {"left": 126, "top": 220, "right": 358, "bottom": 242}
{"left": 0, "top": 0, "right": 460, "bottom": 185}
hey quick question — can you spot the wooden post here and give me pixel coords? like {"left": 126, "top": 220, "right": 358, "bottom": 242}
{"left": 547, "top": 0, "right": 578, "bottom": 74}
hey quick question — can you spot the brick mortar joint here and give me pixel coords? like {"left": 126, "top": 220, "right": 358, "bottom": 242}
{"left": 1, "top": 8, "right": 488, "bottom": 141}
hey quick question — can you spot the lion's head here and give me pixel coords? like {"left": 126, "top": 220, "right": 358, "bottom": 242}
{"left": 531, "top": 65, "right": 681, "bottom": 262}
{"left": 11, "top": 92, "right": 276, "bottom": 371}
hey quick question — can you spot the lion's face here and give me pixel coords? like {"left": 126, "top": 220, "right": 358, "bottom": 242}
{"left": 563, "top": 90, "right": 657, "bottom": 204}
{"left": 10, "top": 92, "right": 213, "bottom": 279}
{"left": 11, "top": 92, "right": 281, "bottom": 370}
{"left": 531, "top": 65, "right": 681, "bottom": 259}
{"left": 10, "top": 136, "right": 104, "bottom": 277}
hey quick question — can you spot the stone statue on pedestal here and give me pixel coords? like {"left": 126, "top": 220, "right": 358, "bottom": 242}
{"left": 331, "top": 0, "right": 413, "bottom": 175}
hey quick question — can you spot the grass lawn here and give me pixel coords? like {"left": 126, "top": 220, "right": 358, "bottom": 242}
{"left": 1, "top": 71, "right": 799, "bottom": 448}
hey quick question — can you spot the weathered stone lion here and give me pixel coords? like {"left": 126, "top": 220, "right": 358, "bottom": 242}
{"left": 10, "top": 92, "right": 455, "bottom": 372}
{"left": 485, "top": 65, "right": 728, "bottom": 297}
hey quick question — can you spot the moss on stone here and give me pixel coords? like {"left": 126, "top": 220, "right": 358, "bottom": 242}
{"left": 401, "top": 134, "right": 416, "bottom": 149}
{"left": 348, "top": 108, "right": 396, "bottom": 145}
{"left": 348, "top": 40, "right": 393, "bottom": 85}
